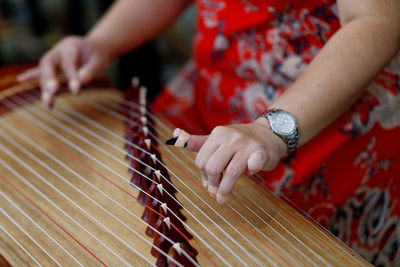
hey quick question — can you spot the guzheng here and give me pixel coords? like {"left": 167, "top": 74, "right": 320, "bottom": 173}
{"left": 0, "top": 66, "right": 371, "bottom": 266}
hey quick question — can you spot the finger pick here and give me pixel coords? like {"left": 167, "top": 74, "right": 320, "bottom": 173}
{"left": 165, "top": 129, "right": 190, "bottom": 148}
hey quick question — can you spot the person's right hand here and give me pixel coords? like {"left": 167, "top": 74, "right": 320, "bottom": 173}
{"left": 17, "top": 36, "right": 111, "bottom": 107}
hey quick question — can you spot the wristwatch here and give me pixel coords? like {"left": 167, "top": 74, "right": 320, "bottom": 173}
{"left": 262, "top": 109, "right": 298, "bottom": 154}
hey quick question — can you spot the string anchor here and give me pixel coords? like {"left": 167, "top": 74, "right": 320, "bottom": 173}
{"left": 151, "top": 154, "right": 157, "bottom": 164}
{"left": 163, "top": 217, "right": 171, "bottom": 229}
{"left": 154, "top": 170, "right": 161, "bottom": 181}
{"left": 140, "top": 106, "right": 146, "bottom": 115}
{"left": 131, "top": 76, "right": 140, "bottom": 87}
{"left": 161, "top": 203, "right": 168, "bottom": 214}
{"left": 142, "top": 126, "right": 149, "bottom": 137}
{"left": 139, "top": 86, "right": 147, "bottom": 106}
{"left": 144, "top": 139, "right": 151, "bottom": 150}
{"left": 140, "top": 116, "right": 148, "bottom": 126}
{"left": 157, "top": 183, "right": 164, "bottom": 195}
{"left": 173, "top": 243, "right": 182, "bottom": 256}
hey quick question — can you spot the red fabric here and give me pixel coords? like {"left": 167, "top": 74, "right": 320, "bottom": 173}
{"left": 152, "top": 1, "right": 400, "bottom": 264}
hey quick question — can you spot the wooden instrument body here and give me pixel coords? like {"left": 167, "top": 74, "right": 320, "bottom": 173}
{"left": 0, "top": 67, "right": 370, "bottom": 266}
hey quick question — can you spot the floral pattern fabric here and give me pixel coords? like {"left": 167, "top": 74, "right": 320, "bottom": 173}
{"left": 152, "top": 0, "right": 400, "bottom": 265}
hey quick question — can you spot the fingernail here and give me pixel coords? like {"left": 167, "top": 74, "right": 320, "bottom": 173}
{"left": 69, "top": 79, "right": 80, "bottom": 95}
{"left": 208, "top": 185, "right": 218, "bottom": 197}
{"left": 173, "top": 128, "right": 182, "bottom": 138}
{"left": 45, "top": 79, "right": 58, "bottom": 93}
{"left": 202, "top": 180, "right": 208, "bottom": 189}
{"left": 42, "top": 92, "right": 52, "bottom": 108}
{"left": 216, "top": 193, "right": 229, "bottom": 204}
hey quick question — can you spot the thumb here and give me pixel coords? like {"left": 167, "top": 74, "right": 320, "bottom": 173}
{"left": 247, "top": 151, "right": 268, "bottom": 174}
{"left": 167, "top": 128, "right": 208, "bottom": 152}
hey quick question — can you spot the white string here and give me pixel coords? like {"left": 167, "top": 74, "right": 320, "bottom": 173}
{"left": 0, "top": 120, "right": 196, "bottom": 267}
{"left": 246, "top": 185, "right": 349, "bottom": 264}
{"left": 226, "top": 203, "right": 305, "bottom": 266}
{"left": 0, "top": 136, "right": 170, "bottom": 267}
{"left": 0, "top": 130, "right": 133, "bottom": 266}
{"left": 62, "top": 98, "right": 275, "bottom": 266}
{"left": 13, "top": 94, "right": 262, "bottom": 266}
{"left": 100, "top": 97, "right": 332, "bottom": 264}
{"left": 0, "top": 224, "right": 42, "bottom": 266}
{"left": 15, "top": 95, "right": 233, "bottom": 266}
{"left": 2, "top": 96, "right": 232, "bottom": 266}
{"left": 83, "top": 97, "right": 310, "bottom": 264}
{"left": 0, "top": 194, "right": 68, "bottom": 267}
{"left": 244, "top": 191, "right": 330, "bottom": 264}
{"left": 118, "top": 90, "right": 361, "bottom": 265}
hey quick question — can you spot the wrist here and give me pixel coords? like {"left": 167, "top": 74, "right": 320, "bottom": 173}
{"left": 253, "top": 117, "right": 287, "bottom": 158}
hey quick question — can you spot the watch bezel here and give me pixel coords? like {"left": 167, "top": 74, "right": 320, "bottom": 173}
{"left": 266, "top": 110, "right": 297, "bottom": 137}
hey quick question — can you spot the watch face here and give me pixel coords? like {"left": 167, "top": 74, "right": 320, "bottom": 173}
{"left": 268, "top": 111, "right": 297, "bottom": 136}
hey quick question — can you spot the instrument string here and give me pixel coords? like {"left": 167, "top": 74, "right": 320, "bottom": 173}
{"left": 106, "top": 96, "right": 345, "bottom": 261}
{"left": 85, "top": 97, "right": 302, "bottom": 266}
{"left": 0, "top": 191, "right": 80, "bottom": 266}
{"left": 0, "top": 121, "right": 198, "bottom": 267}
{"left": 0, "top": 143, "right": 156, "bottom": 267}
{"left": 73, "top": 96, "right": 298, "bottom": 266}
{"left": 0, "top": 84, "right": 359, "bottom": 265}
{"left": 1, "top": 96, "right": 227, "bottom": 266}
{"left": 0, "top": 218, "right": 43, "bottom": 266}
{"left": 243, "top": 187, "right": 335, "bottom": 265}
{"left": 60, "top": 98, "right": 284, "bottom": 266}
{"left": 226, "top": 203, "right": 312, "bottom": 266}
{"left": 263, "top": 185, "right": 366, "bottom": 266}
{"left": 0, "top": 130, "right": 168, "bottom": 267}
{"left": 15, "top": 94, "right": 267, "bottom": 266}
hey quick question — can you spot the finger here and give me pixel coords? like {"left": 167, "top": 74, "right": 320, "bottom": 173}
{"left": 195, "top": 137, "right": 221, "bottom": 194}
{"left": 17, "top": 67, "right": 40, "bottom": 82}
{"left": 39, "top": 55, "right": 59, "bottom": 107}
{"left": 247, "top": 150, "right": 268, "bottom": 174}
{"left": 61, "top": 47, "right": 80, "bottom": 94}
{"left": 78, "top": 55, "right": 102, "bottom": 84}
{"left": 217, "top": 152, "right": 248, "bottom": 204}
{"left": 186, "top": 134, "right": 209, "bottom": 152}
{"left": 204, "top": 145, "right": 235, "bottom": 197}
{"left": 166, "top": 128, "right": 208, "bottom": 152}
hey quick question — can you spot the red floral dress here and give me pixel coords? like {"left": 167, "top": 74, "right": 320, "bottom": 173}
{"left": 152, "top": 0, "right": 400, "bottom": 265}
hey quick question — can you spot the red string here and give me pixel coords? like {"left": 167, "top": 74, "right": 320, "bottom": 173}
{"left": 95, "top": 101, "right": 292, "bottom": 266}
{"left": 0, "top": 173, "right": 107, "bottom": 267}
{"left": 7, "top": 96, "right": 217, "bottom": 267}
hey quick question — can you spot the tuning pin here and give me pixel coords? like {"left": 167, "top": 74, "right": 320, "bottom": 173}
{"left": 154, "top": 170, "right": 161, "bottom": 181}
{"left": 144, "top": 139, "right": 151, "bottom": 150}
{"left": 157, "top": 183, "right": 164, "bottom": 195}
{"left": 131, "top": 76, "right": 140, "bottom": 88}
{"left": 142, "top": 126, "right": 148, "bottom": 137}
{"left": 140, "top": 116, "right": 148, "bottom": 126}
{"left": 163, "top": 217, "right": 171, "bottom": 229}
{"left": 173, "top": 243, "right": 182, "bottom": 256}
{"left": 151, "top": 154, "right": 157, "bottom": 164}
{"left": 161, "top": 203, "right": 168, "bottom": 214}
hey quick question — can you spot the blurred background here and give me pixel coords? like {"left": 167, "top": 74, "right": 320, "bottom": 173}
{"left": 0, "top": 0, "right": 196, "bottom": 99}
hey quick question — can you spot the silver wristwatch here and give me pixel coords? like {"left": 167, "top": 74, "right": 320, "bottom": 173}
{"left": 262, "top": 109, "right": 298, "bottom": 154}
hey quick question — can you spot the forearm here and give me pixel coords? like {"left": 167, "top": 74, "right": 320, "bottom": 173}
{"left": 86, "top": 0, "right": 191, "bottom": 59}
{"left": 266, "top": 16, "right": 400, "bottom": 146}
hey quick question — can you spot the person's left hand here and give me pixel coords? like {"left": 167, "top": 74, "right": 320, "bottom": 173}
{"left": 175, "top": 118, "right": 287, "bottom": 204}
